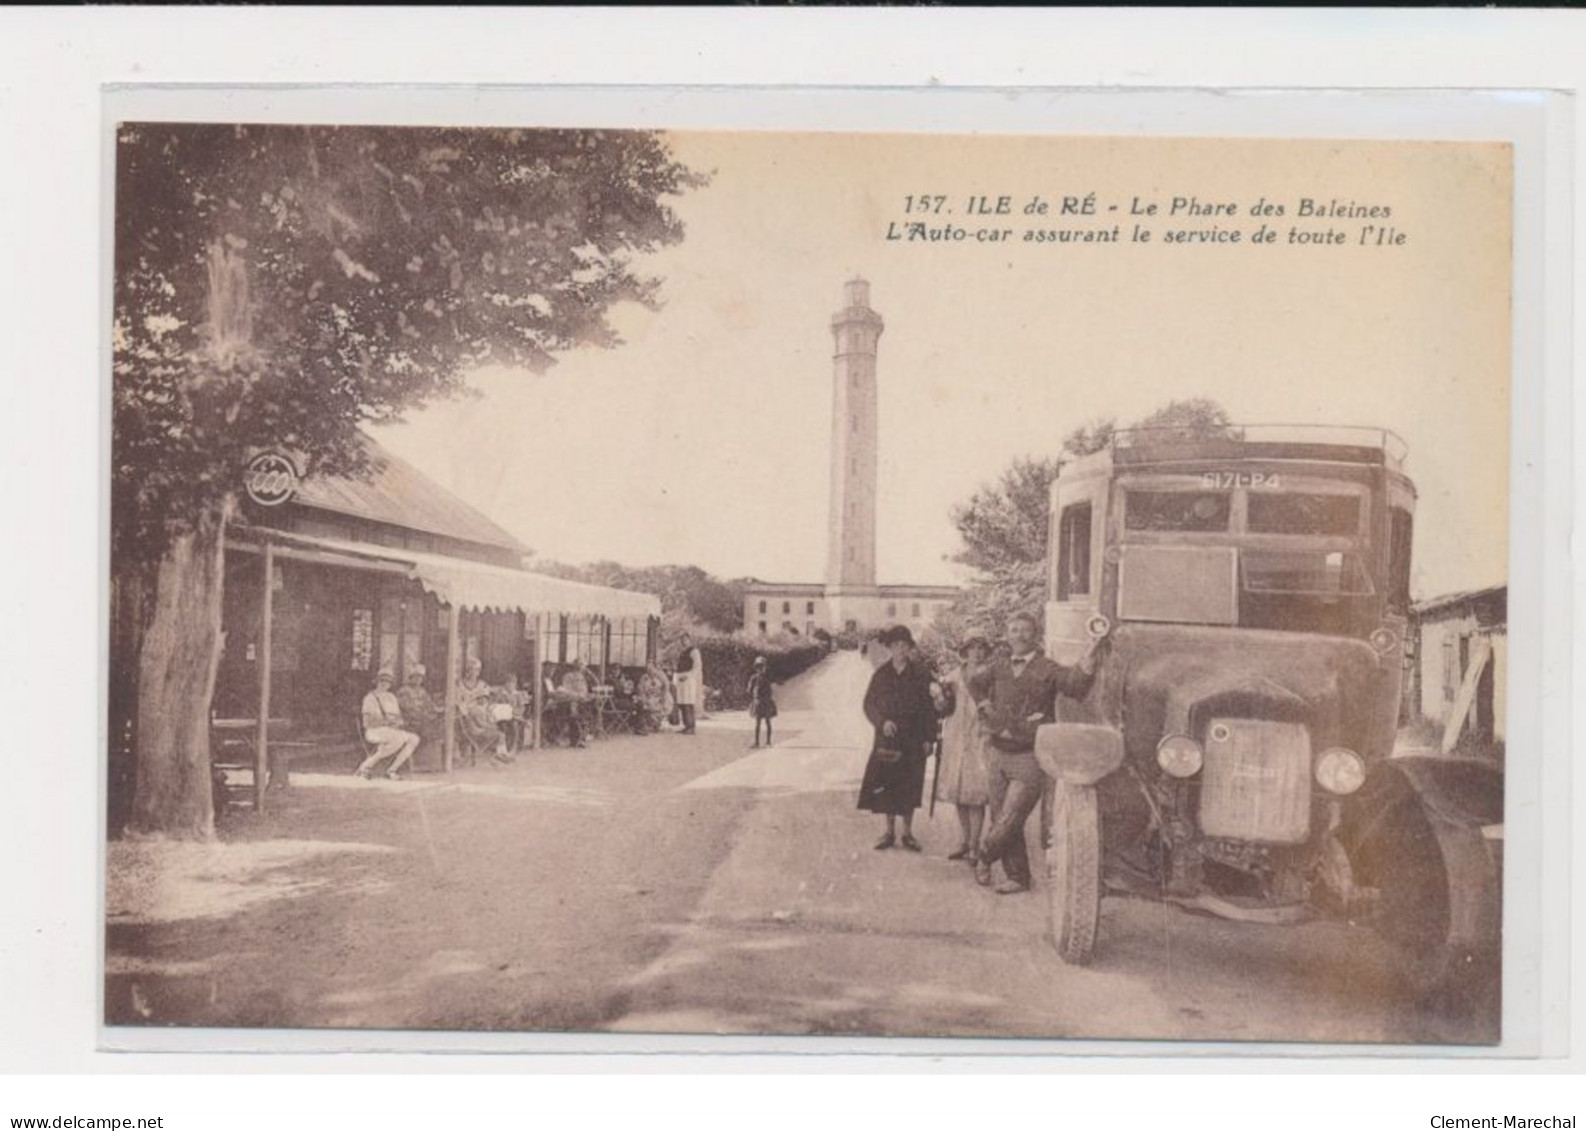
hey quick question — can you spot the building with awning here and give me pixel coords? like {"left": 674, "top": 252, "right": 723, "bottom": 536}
{"left": 203, "top": 433, "right": 659, "bottom": 806}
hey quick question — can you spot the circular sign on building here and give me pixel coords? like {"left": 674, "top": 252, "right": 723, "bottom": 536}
{"left": 244, "top": 452, "right": 299, "bottom": 507}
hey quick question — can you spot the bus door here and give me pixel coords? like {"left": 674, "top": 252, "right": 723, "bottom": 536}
{"left": 1046, "top": 470, "right": 1107, "bottom": 667}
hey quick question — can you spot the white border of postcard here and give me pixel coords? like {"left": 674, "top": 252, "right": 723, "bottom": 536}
{"left": 90, "top": 81, "right": 1568, "bottom": 1064}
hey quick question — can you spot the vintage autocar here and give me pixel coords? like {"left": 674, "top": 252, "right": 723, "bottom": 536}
{"left": 1036, "top": 424, "right": 1502, "bottom": 997}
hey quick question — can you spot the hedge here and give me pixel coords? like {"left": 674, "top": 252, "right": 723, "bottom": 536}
{"left": 664, "top": 632, "right": 829, "bottom": 711}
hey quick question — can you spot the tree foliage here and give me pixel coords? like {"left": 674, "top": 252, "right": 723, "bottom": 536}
{"left": 946, "top": 456, "right": 1061, "bottom": 582}
{"left": 113, "top": 124, "right": 705, "bottom": 563}
{"left": 1061, "top": 396, "right": 1238, "bottom": 459}
{"left": 532, "top": 560, "right": 745, "bottom": 634}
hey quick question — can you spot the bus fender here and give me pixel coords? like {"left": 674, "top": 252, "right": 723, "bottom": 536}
{"left": 1035, "top": 723, "right": 1125, "bottom": 786}
{"left": 1341, "top": 755, "right": 1503, "bottom": 990}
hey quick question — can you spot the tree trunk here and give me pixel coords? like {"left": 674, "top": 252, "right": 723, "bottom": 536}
{"left": 128, "top": 497, "right": 233, "bottom": 839}
{"left": 107, "top": 560, "right": 154, "bottom": 835}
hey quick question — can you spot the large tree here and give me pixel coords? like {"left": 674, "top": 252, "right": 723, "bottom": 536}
{"left": 113, "top": 124, "right": 703, "bottom": 837}
{"left": 941, "top": 398, "right": 1235, "bottom": 640}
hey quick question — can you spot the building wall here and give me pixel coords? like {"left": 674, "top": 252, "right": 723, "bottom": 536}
{"left": 1492, "top": 631, "right": 1507, "bottom": 744}
{"left": 837, "top": 593, "right": 956, "bottom": 633}
{"left": 1416, "top": 609, "right": 1506, "bottom": 744}
{"left": 743, "top": 591, "right": 827, "bottom": 638}
{"left": 743, "top": 588, "right": 956, "bottom": 637}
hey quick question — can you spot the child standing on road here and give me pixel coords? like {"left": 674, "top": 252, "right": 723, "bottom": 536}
{"left": 747, "top": 656, "right": 778, "bottom": 749}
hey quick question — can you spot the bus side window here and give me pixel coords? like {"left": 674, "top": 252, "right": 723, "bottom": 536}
{"left": 1057, "top": 502, "right": 1093, "bottom": 600}
{"left": 1388, "top": 507, "right": 1413, "bottom": 614}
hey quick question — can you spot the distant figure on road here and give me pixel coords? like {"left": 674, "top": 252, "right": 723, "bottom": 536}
{"left": 747, "top": 655, "right": 778, "bottom": 749}
{"left": 673, "top": 633, "right": 704, "bottom": 735}
{"left": 357, "top": 670, "right": 419, "bottom": 780}
{"left": 858, "top": 625, "right": 940, "bottom": 852}
{"left": 934, "top": 634, "right": 993, "bottom": 864}
{"left": 974, "top": 612, "right": 1104, "bottom": 895}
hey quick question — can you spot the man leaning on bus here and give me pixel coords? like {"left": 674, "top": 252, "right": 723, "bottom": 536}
{"left": 974, "top": 612, "right": 1106, "bottom": 895}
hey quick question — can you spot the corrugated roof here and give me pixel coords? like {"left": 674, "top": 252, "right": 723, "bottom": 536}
{"left": 1412, "top": 584, "right": 1507, "bottom": 617}
{"left": 292, "top": 433, "right": 527, "bottom": 555}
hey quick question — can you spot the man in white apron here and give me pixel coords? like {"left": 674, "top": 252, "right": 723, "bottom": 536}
{"left": 672, "top": 633, "right": 705, "bottom": 735}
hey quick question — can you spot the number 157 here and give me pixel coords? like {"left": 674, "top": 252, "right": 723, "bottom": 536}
{"left": 904, "top": 195, "right": 946, "bottom": 214}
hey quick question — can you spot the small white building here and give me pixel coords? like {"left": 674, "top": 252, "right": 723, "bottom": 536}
{"left": 1410, "top": 584, "right": 1506, "bottom": 749}
{"left": 742, "top": 582, "right": 960, "bottom": 639}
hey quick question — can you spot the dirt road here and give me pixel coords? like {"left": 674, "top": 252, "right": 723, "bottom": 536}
{"left": 105, "top": 651, "right": 1494, "bottom": 1045}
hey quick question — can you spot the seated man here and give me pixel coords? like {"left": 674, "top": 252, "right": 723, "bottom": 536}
{"left": 456, "top": 656, "right": 508, "bottom": 765}
{"left": 357, "top": 670, "right": 420, "bottom": 780}
{"left": 535, "top": 663, "right": 561, "bottom": 744}
{"left": 604, "top": 663, "right": 636, "bottom": 732}
{"left": 396, "top": 664, "right": 445, "bottom": 772}
{"left": 635, "top": 664, "right": 668, "bottom": 735}
{"left": 490, "top": 674, "right": 528, "bottom": 755}
{"left": 558, "top": 658, "right": 596, "bottom": 748}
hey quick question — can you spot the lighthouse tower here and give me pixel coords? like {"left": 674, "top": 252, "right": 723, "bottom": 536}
{"left": 825, "top": 278, "right": 884, "bottom": 626}
{"left": 738, "top": 276, "right": 960, "bottom": 639}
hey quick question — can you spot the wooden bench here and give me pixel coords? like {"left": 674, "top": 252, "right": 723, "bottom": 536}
{"left": 210, "top": 718, "right": 320, "bottom": 811}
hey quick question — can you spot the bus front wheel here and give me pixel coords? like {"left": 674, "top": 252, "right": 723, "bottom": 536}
{"left": 1047, "top": 782, "right": 1102, "bottom": 965}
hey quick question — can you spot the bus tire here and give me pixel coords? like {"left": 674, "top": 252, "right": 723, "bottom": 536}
{"left": 1048, "top": 782, "right": 1101, "bottom": 965}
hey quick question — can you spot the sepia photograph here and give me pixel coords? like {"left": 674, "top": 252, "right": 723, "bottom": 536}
{"left": 105, "top": 121, "right": 1511, "bottom": 1047}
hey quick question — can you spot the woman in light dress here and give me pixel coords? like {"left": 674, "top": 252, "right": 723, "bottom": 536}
{"left": 457, "top": 656, "right": 509, "bottom": 763}
{"left": 934, "top": 634, "right": 994, "bottom": 863}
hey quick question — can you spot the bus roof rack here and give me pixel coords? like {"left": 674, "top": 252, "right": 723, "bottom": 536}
{"left": 1110, "top": 424, "right": 1409, "bottom": 470}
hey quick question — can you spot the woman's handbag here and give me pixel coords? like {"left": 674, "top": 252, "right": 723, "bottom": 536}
{"left": 873, "top": 740, "right": 904, "bottom": 765}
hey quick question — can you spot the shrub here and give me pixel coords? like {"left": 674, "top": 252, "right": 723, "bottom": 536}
{"left": 831, "top": 628, "right": 866, "bottom": 651}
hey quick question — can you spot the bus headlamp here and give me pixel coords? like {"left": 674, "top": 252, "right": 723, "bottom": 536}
{"left": 1156, "top": 734, "right": 1204, "bottom": 778}
{"left": 1315, "top": 747, "right": 1366, "bottom": 795}
{"left": 1369, "top": 627, "right": 1399, "bottom": 655}
{"left": 1085, "top": 614, "right": 1113, "bottom": 640}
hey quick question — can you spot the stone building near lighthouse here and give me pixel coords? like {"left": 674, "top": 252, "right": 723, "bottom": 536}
{"left": 743, "top": 279, "right": 959, "bottom": 638}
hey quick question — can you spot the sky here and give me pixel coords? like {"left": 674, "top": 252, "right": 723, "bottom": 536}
{"left": 373, "top": 130, "right": 1511, "bottom": 599}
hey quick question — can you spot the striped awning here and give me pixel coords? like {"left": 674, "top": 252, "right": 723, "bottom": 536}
{"left": 405, "top": 551, "right": 658, "bottom": 619}
{"left": 234, "top": 529, "right": 659, "bottom": 620}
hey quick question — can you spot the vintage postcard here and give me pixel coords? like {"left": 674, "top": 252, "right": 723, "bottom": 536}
{"left": 106, "top": 121, "right": 1511, "bottom": 1047}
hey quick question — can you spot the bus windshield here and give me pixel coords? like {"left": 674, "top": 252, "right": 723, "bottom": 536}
{"left": 1237, "top": 549, "right": 1375, "bottom": 635}
{"left": 1241, "top": 550, "right": 1374, "bottom": 597}
{"left": 1247, "top": 492, "right": 1361, "bottom": 537}
{"left": 1124, "top": 490, "right": 1231, "bottom": 532}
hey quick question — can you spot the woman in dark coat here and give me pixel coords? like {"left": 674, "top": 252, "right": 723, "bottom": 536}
{"left": 857, "top": 625, "right": 940, "bottom": 851}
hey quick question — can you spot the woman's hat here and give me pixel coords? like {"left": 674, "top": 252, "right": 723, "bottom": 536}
{"left": 877, "top": 625, "right": 915, "bottom": 647}
{"left": 408, "top": 663, "right": 426, "bottom": 677}
{"left": 957, "top": 633, "right": 991, "bottom": 657}
{"left": 375, "top": 669, "right": 394, "bottom": 684}
{"left": 753, "top": 656, "right": 767, "bottom": 667}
